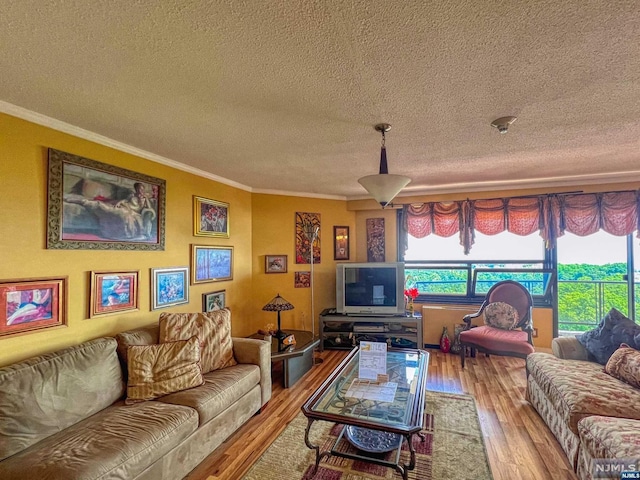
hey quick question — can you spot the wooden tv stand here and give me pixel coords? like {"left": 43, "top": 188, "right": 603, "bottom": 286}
{"left": 319, "top": 311, "right": 423, "bottom": 351}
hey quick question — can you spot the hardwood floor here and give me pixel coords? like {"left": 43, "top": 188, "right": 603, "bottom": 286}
{"left": 185, "top": 349, "right": 577, "bottom": 480}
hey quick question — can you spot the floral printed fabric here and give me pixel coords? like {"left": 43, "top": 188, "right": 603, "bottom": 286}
{"left": 482, "top": 302, "right": 519, "bottom": 330}
{"left": 578, "top": 415, "right": 640, "bottom": 478}
{"left": 527, "top": 353, "right": 640, "bottom": 434}
{"left": 159, "top": 309, "right": 237, "bottom": 374}
{"left": 605, "top": 344, "right": 640, "bottom": 389}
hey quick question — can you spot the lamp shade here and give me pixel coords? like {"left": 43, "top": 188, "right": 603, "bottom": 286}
{"left": 358, "top": 173, "right": 411, "bottom": 207}
{"left": 262, "top": 294, "right": 294, "bottom": 312}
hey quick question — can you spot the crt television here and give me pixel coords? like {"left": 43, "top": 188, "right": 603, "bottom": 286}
{"left": 336, "top": 262, "right": 405, "bottom": 316}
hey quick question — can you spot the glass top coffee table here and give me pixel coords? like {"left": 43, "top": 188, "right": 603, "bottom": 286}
{"left": 301, "top": 347, "right": 429, "bottom": 480}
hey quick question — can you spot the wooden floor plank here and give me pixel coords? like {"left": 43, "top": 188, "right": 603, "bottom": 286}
{"left": 184, "top": 349, "right": 577, "bottom": 480}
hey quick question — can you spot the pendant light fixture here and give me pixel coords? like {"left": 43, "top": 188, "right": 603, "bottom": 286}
{"left": 358, "top": 123, "right": 411, "bottom": 208}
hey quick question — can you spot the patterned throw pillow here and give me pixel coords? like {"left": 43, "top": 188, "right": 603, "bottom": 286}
{"left": 159, "top": 309, "right": 237, "bottom": 374}
{"left": 577, "top": 308, "right": 640, "bottom": 365}
{"left": 483, "top": 302, "right": 519, "bottom": 330}
{"left": 126, "top": 336, "right": 204, "bottom": 404}
{"left": 605, "top": 344, "right": 640, "bottom": 389}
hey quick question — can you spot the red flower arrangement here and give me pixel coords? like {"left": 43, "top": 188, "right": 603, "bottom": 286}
{"left": 404, "top": 287, "right": 419, "bottom": 300}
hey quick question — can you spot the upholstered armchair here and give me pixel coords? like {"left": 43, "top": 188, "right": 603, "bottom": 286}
{"left": 459, "top": 280, "right": 535, "bottom": 368}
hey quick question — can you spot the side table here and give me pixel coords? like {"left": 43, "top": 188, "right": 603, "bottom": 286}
{"left": 249, "top": 329, "right": 320, "bottom": 388}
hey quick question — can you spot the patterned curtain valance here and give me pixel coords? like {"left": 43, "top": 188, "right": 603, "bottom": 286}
{"left": 401, "top": 190, "right": 640, "bottom": 255}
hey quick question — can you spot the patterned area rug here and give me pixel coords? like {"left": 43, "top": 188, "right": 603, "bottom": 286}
{"left": 241, "top": 391, "right": 493, "bottom": 480}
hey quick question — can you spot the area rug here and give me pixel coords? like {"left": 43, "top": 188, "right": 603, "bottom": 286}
{"left": 241, "top": 391, "right": 493, "bottom": 480}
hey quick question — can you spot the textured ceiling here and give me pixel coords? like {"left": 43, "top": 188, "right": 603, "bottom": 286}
{"left": 2, "top": 1, "right": 640, "bottom": 200}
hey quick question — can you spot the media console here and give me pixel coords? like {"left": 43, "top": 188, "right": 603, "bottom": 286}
{"left": 319, "top": 310, "right": 423, "bottom": 351}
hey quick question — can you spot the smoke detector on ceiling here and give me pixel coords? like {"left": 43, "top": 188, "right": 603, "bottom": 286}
{"left": 491, "top": 116, "right": 517, "bottom": 134}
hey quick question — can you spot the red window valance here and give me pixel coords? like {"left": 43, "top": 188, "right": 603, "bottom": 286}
{"left": 401, "top": 190, "right": 640, "bottom": 254}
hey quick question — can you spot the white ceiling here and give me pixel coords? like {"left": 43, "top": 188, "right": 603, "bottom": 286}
{"left": 2, "top": 1, "right": 640, "bottom": 200}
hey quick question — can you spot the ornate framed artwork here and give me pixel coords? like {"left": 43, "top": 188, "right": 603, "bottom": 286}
{"left": 295, "top": 212, "right": 321, "bottom": 264}
{"left": 333, "top": 226, "right": 350, "bottom": 260}
{"left": 151, "top": 266, "right": 189, "bottom": 310}
{"left": 89, "top": 270, "right": 139, "bottom": 318}
{"left": 47, "top": 148, "right": 166, "bottom": 250}
{"left": 295, "top": 271, "right": 311, "bottom": 288}
{"left": 202, "top": 290, "right": 226, "bottom": 312}
{"left": 193, "top": 196, "right": 229, "bottom": 238}
{"left": 265, "top": 255, "right": 288, "bottom": 274}
{"left": 366, "top": 217, "right": 386, "bottom": 262}
{"left": 0, "top": 276, "right": 68, "bottom": 337}
{"left": 191, "top": 245, "right": 233, "bottom": 284}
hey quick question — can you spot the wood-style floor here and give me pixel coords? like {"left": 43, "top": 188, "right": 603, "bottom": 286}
{"left": 185, "top": 349, "right": 577, "bottom": 480}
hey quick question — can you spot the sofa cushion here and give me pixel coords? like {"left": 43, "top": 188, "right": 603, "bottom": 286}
{"left": 159, "top": 309, "right": 237, "bottom": 373}
{"left": 0, "top": 401, "right": 197, "bottom": 480}
{"left": 460, "top": 325, "right": 534, "bottom": 355}
{"left": 155, "top": 363, "right": 261, "bottom": 425}
{"left": 527, "top": 352, "right": 640, "bottom": 434}
{"left": 115, "top": 324, "right": 160, "bottom": 366}
{"left": 0, "top": 337, "right": 125, "bottom": 462}
{"left": 577, "top": 308, "right": 640, "bottom": 364}
{"left": 483, "top": 302, "right": 519, "bottom": 330}
{"left": 126, "top": 336, "right": 204, "bottom": 404}
{"left": 578, "top": 415, "right": 640, "bottom": 461}
{"left": 605, "top": 344, "right": 640, "bottom": 389}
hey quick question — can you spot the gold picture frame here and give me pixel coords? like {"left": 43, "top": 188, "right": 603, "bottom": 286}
{"left": 193, "top": 196, "right": 229, "bottom": 238}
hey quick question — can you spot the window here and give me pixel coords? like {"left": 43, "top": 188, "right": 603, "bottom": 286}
{"left": 401, "top": 212, "right": 552, "bottom": 304}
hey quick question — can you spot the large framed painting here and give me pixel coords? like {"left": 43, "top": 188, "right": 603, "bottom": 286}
{"left": 333, "top": 226, "right": 350, "bottom": 260}
{"left": 193, "top": 196, "right": 229, "bottom": 238}
{"left": 151, "top": 266, "right": 189, "bottom": 310}
{"left": 366, "top": 217, "right": 385, "bottom": 262}
{"left": 0, "top": 276, "right": 68, "bottom": 337}
{"left": 47, "top": 148, "right": 166, "bottom": 250}
{"left": 191, "top": 245, "right": 233, "bottom": 284}
{"left": 295, "top": 212, "right": 320, "bottom": 264}
{"left": 89, "top": 270, "right": 139, "bottom": 318}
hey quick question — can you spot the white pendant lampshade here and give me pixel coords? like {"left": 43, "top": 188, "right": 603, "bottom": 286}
{"left": 358, "top": 123, "right": 411, "bottom": 208}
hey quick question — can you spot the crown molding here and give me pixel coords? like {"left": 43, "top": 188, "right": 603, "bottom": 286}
{"left": 0, "top": 100, "right": 253, "bottom": 192}
{"left": 252, "top": 187, "right": 346, "bottom": 201}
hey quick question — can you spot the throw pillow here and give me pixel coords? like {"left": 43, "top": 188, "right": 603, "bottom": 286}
{"left": 577, "top": 308, "right": 640, "bottom": 365}
{"left": 126, "top": 336, "right": 204, "bottom": 404}
{"left": 483, "top": 302, "right": 519, "bottom": 330}
{"left": 605, "top": 344, "right": 640, "bottom": 389}
{"left": 159, "top": 308, "right": 237, "bottom": 374}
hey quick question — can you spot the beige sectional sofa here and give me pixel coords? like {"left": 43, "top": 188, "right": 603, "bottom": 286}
{"left": 0, "top": 323, "right": 271, "bottom": 480}
{"left": 526, "top": 336, "right": 640, "bottom": 479}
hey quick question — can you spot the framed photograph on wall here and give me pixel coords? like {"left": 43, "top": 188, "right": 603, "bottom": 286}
{"left": 202, "top": 290, "right": 226, "bottom": 312}
{"left": 0, "top": 276, "right": 68, "bottom": 337}
{"left": 265, "top": 255, "right": 288, "bottom": 274}
{"left": 193, "top": 196, "right": 229, "bottom": 238}
{"left": 89, "top": 270, "right": 139, "bottom": 318}
{"left": 151, "top": 266, "right": 189, "bottom": 310}
{"left": 191, "top": 245, "right": 233, "bottom": 284}
{"left": 333, "top": 226, "right": 350, "bottom": 260}
{"left": 47, "top": 148, "right": 166, "bottom": 250}
{"left": 295, "top": 271, "right": 311, "bottom": 288}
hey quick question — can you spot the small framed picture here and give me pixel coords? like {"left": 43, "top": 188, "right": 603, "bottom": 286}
{"left": 0, "top": 276, "right": 68, "bottom": 337}
{"left": 191, "top": 245, "right": 233, "bottom": 284}
{"left": 333, "top": 226, "right": 350, "bottom": 260}
{"left": 203, "top": 290, "right": 226, "bottom": 312}
{"left": 151, "top": 266, "right": 189, "bottom": 310}
{"left": 89, "top": 270, "right": 139, "bottom": 318}
{"left": 265, "top": 255, "right": 288, "bottom": 274}
{"left": 295, "top": 271, "right": 311, "bottom": 288}
{"left": 194, "top": 196, "right": 229, "bottom": 238}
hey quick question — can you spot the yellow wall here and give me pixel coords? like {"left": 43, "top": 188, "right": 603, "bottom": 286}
{"left": 0, "top": 113, "right": 253, "bottom": 366}
{"left": 251, "top": 194, "right": 355, "bottom": 335}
